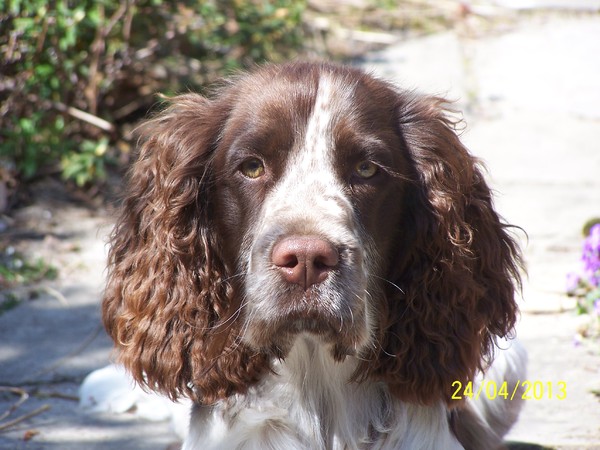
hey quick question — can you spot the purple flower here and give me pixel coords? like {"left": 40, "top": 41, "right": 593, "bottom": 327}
{"left": 589, "top": 224, "right": 600, "bottom": 248}
{"left": 582, "top": 224, "right": 600, "bottom": 286}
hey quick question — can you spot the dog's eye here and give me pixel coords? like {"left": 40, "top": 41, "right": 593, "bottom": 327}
{"left": 354, "top": 161, "right": 378, "bottom": 179}
{"left": 240, "top": 158, "right": 265, "bottom": 179}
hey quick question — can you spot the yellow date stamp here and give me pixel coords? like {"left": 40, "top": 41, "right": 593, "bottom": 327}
{"left": 451, "top": 380, "right": 567, "bottom": 401}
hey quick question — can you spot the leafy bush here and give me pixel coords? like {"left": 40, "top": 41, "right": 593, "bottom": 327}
{"left": 0, "top": 0, "right": 305, "bottom": 187}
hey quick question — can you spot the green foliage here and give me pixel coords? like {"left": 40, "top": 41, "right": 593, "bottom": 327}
{"left": 0, "top": 248, "right": 58, "bottom": 287}
{"left": 0, "top": 246, "right": 58, "bottom": 315}
{"left": 0, "top": 246, "right": 58, "bottom": 287}
{"left": 61, "top": 138, "right": 109, "bottom": 187}
{"left": 0, "top": 0, "right": 306, "bottom": 187}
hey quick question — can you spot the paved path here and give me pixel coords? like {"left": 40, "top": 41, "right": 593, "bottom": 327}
{"left": 1, "top": 6, "right": 600, "bottom": 450}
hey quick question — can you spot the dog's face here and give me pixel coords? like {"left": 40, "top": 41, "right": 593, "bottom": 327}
{"left": 211, "top": 69, "right": 408, "bottom": 360}
{"left": 103, "top": 62, "right": 521, "bottom": 405}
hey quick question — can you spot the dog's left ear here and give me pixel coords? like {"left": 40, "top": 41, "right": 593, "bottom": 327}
{"left": 365, "top": 93, "right": 523, "bottom": 404}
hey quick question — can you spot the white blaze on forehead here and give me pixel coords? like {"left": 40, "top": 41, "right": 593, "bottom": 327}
{"left": 298, "top": 74, "right": 355, "bottom": 180}
{"left": 302, "top": 75, "right": 336, "bottom": 170}
{"left": 260, "top": 74, "right": 356, "bottom": 234}
{"left": 246, "top": 72, "right": 361, "bottom": 249}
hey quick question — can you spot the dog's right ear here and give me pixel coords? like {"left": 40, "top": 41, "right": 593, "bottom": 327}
{"left": 102, "top": 94, "right": 270, "bottom": 404}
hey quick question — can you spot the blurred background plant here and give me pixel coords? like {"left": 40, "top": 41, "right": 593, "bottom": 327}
{"left": 0, "top": 0, "right": 306, "bottom": 195}
{"left": 567, "top": 219, "right": 600, "bottom": 342}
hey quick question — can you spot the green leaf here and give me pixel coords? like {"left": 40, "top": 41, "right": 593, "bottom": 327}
{"left": 35, "top": 64, "right": 54, "bottom": 77}
{"left": 18, "top": 118, "right": 35, "bottom": 134}
{"left": 13, "top": 17, "right": 35, "bottom": 32}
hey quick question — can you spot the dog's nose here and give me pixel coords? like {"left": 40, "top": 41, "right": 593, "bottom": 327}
{"left": 272, "top": 236, "right": 339, "bottom": 290}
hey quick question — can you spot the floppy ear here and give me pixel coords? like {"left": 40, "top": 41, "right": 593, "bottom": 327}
{"left": 367, "top": 93, "right": 523, "bottom": 404}
{"left": 102, "top": 94, "right": 269, "bottom": 404}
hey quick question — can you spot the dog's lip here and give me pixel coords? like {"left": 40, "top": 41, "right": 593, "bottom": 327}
{"left": 266, "top": 319, "right": 357, "bottom": 362}
{"left": 280, "top": 317, "right": 339, "bottom": 336}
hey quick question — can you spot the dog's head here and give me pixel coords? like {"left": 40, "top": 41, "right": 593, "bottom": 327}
{"left": 103, "top": 62, "right": 522, "bottom": 405}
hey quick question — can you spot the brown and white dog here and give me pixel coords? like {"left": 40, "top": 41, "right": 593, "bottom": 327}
{"left": 90, "top": 62, "right": 526, "bottom": 449}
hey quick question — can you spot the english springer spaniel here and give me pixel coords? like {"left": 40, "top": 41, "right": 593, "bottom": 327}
{"left": 94, "top": 62, "right": 527, "bottom": 449}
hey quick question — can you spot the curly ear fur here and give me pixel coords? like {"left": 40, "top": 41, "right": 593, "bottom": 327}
{"left": 364, "top": 93, "right": 523, "bottom": 405}
{"left": 102, "top": 94, "right": 269, "bottom": 404}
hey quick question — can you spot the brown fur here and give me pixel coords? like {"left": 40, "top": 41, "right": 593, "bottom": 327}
{"left": 102, "top": 62, "right": 522, "bottom": 408}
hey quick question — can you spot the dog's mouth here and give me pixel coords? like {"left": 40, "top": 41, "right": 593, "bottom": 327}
{"left": 276, "top": 316, "right": 343, "bottom": 343}
{"left": 242, "top": 246, "right": 372, "bottom": 361}
{"left": 243, "top": 305, "right": 366, "bottom": 362}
